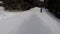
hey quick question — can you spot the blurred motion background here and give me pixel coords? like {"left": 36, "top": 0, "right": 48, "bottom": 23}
{"left": 0, "top": 0, "right": 60, "bottom": 34}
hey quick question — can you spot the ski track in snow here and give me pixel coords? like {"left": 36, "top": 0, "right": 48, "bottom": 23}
{"left": 0, "top": 7, "right": 60, "bottom": 34}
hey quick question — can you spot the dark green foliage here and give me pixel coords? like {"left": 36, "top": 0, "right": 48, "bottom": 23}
{"left": 3, "top": 0, "right": 43, "bottom": 11}
{"left": 44, "top": 0, "right": 60, "bottom": 19}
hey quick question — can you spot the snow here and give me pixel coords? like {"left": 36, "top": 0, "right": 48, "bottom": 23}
{"left": 40, "top": 0, "right": 44, "bottom": 1}
{"left": 0, "top": 6, "right": 60, "bottom": 34}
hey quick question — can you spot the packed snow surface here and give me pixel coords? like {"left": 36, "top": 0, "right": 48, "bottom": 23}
{"left": 0, "top": 7, "right": 60, "bottom": 34}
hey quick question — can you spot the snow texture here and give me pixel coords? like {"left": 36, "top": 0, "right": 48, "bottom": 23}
{"left": 0, "top": 7, "right": 60, "bottom": 34}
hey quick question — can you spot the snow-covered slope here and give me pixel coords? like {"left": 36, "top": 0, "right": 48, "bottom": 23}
{"left": 0, "top": 7, "right": 60, "bottom": 34}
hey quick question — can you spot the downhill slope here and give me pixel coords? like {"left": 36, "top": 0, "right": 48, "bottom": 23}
{"left": 0, "top": 7, "right": 60, "bottom": 34}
